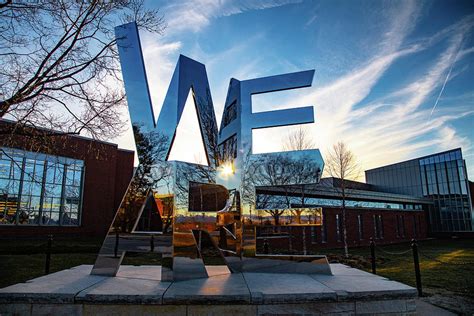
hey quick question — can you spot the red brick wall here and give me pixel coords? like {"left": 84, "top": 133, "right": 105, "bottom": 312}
{"left": 261, "top": 207, "right": 428, "bottom": 252}
{"left": 113, "top": 150, "right": 135, "bottom": 213}
{"left": 319, "top": 208, "right": 428, "bottom": 248}
{"left": 0, "top": 122, "right": 134, "bottom": 238}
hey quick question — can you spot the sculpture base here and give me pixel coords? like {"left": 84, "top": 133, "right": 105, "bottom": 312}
{"left": 0, "top": 264, "right": 417, "bottom": 315}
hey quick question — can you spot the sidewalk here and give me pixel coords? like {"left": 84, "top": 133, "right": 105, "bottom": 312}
{"left": 416, "top": 300, "right": 457, "bottom": 316}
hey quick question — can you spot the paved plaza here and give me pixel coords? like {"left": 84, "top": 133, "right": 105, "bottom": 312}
{"left": 0, "top": 264, "right": 419, "bottom": 315}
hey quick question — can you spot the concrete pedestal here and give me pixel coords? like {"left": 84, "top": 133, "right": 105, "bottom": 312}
{"left": 0, "top": 264, "right": 417, "bottom": 315}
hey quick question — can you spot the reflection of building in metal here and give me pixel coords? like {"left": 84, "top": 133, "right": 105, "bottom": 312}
{"left": 366, "top": 148, "right": 473, "bottom": 233}
{"left": 188, "top": 182, "right": 229, "bottom": 213}
{"left": 0, "top": 119, "right": 134, "bottom": 237}
{"left": 215, "top": 56, "right": 324, "bottom": 263}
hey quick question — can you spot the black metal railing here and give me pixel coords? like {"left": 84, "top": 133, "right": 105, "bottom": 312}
{"left": 368, "top": 238, "right": 474, "bottom": 297}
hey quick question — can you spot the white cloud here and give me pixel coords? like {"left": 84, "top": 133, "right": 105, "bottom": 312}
{"left": 141, "top": 36, "right": 183, "bottom": 120}
{"left": 252, "top": 5, "right": 474, "bottom": 180}
{"left": 317, "top": 17, "right": 474, "bottom": 179}
{"left": 109, "top": 35, "right": 183, "bottom": 162}
{"left": 253, "top": 1, "right": 423, "bottom": 160}
{"left": 163, "top": 0, "right": 302, "bottom": 34}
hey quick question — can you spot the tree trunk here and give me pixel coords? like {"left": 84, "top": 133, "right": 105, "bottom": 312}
{"left": 274, "top": 213, "right": 280, "bottom": 226}
{"left": 342, "top": 206, "right": 349, "bottom": 257}
{"left": 295, "top": 211, "right": 302, "bottom": 224}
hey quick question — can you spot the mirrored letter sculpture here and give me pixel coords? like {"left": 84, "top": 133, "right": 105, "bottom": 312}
{"left": 92, "top": 22, "right": 331, "bottom": 281}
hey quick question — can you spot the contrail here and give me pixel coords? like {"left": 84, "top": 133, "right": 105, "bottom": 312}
{"left": 430, "top": 43, "right": 463, "bottom": 117}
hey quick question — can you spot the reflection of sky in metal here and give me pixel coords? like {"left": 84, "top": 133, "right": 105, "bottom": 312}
{"left": 215, "top": 66, "right": 324, "bottom": 195}
{"left": 167, "top": 91, "right": 208, "bottom": 165}
{"left": 116, "top": 22, "right": 218, "bottom": 166}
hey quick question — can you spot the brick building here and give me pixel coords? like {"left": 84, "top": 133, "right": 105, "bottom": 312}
{"left": 0, "top": 120, "right": 134, "bottom": 237}
{"left": 255, "top": 178, "right": 431, "bottom": 252}
{"left": 1, "top": 119, "right": 470, "bottom": 249}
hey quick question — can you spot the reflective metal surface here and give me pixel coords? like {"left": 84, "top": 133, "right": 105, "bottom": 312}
{"left": 115, "top": 22, "right": 218, "bottom": 164}
{"left": 92, "top": 22, "right": 330, "bottom": 281}
{"left": 93, "top": 22, "right": 221, "bottom": 281}
{"left": 217, "top": 72, "right": 324, "bottom": 263}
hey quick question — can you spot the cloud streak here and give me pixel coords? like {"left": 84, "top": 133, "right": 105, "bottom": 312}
{"left": 253, "top": 7, "right": 474, "bottom": 179}
{"left": 430, "top": 41, "right": 463, "bottom": 117}
{"left": 163, "top": 0, "right": 302, "bottom": 34}
{"left": 316, "top": 14, "right": 474, "bottom": 179}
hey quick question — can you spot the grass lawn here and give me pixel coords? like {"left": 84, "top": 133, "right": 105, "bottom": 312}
{"left": 0, "top": 237, "right": 101, "bottom": 288}
{"left": 1, "top": 237, "right": 473, "bottom": 299}
{"left": 0, "top": 253, "right": 97, "bottom": 288}
{"left": 322, "top": 238, "right": 474, "bottom": 298}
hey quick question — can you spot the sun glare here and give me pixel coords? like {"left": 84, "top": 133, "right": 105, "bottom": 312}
{"left": 220, "top": 162, "right": 234, "bottom": 176}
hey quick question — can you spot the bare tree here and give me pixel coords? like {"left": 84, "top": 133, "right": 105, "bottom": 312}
{"left": 244, "top": 152, "right": 321, "bottom": 225}
{"left": 282, "top": 126, "right": 315, "bottom": 151}
{"left": 0, "top": 0, "right": 165, "bottom": 142}
{"left": 281, "top": 127, "right": 321, "bottom": 222}
{"left": 116, "top": 124, "right": 170, "bottom": 232}
{"left": 325, "top": 141, "right": 360, "bottom": 257}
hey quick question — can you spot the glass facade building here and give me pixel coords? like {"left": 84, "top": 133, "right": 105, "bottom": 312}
{"left": 256, "top": 194, "right": 424, "bottom": 211}
{"left": 366, "top": 148, "right": 473, "bottom": 232}
{"left": 0, "top": 147, "right": 84, "bottom": 226}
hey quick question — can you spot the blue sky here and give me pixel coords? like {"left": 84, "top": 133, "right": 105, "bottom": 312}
{"left": 113, "top": 0, "right": 474, "bottom": 180}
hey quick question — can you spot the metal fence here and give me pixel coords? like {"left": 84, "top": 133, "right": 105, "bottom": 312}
{"left": 369, "top": 237, "right": 474, "bottom": 296}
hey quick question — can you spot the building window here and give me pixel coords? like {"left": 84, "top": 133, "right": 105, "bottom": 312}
{"left": 396, "top": 215, "right": 401, "bottom": 238}
{"left": 218, "top": 134, "right": 237, "bottom": 164}
{"left": 222, "top": 100, "right": 237, "bottom": 128}
{"left": 401, "top": 215, "right": 406, "bottom": 237}
{"left": 311, "top": 226, "right": 317, "bottom": 244}
{"left": 373, "top": 214, "right": 383, "bottom": 239}
{"left": 396, "top": 215, "right": 405, "bottom": 238}
{"left": 257, "top": 193, "right": 429, "bottom": 211}
{"left": 321, "top": 210, "right": 327, "bottom": 243}
{"left": 418, "top": 150, "right": 472, "bottom": 233}
{"left": 357, "top": 214, "right": 363, "bottom": 240}
{"left": 336, "top": 214, "right": 341, "bottom": 242}
{"left": 0, "top": 147, "right": 84, "bottom": 226}
{"left": 413, "top": 215, "right": 418, "bottom": 238}
{"left": 373, "top": 215, "right": 377, "bottom": 239}
{"left": 418, "top": 215, "right": 422, "bottom": 236}
{"left": 378, "top": 215, "right": 384, "bottom": 239}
